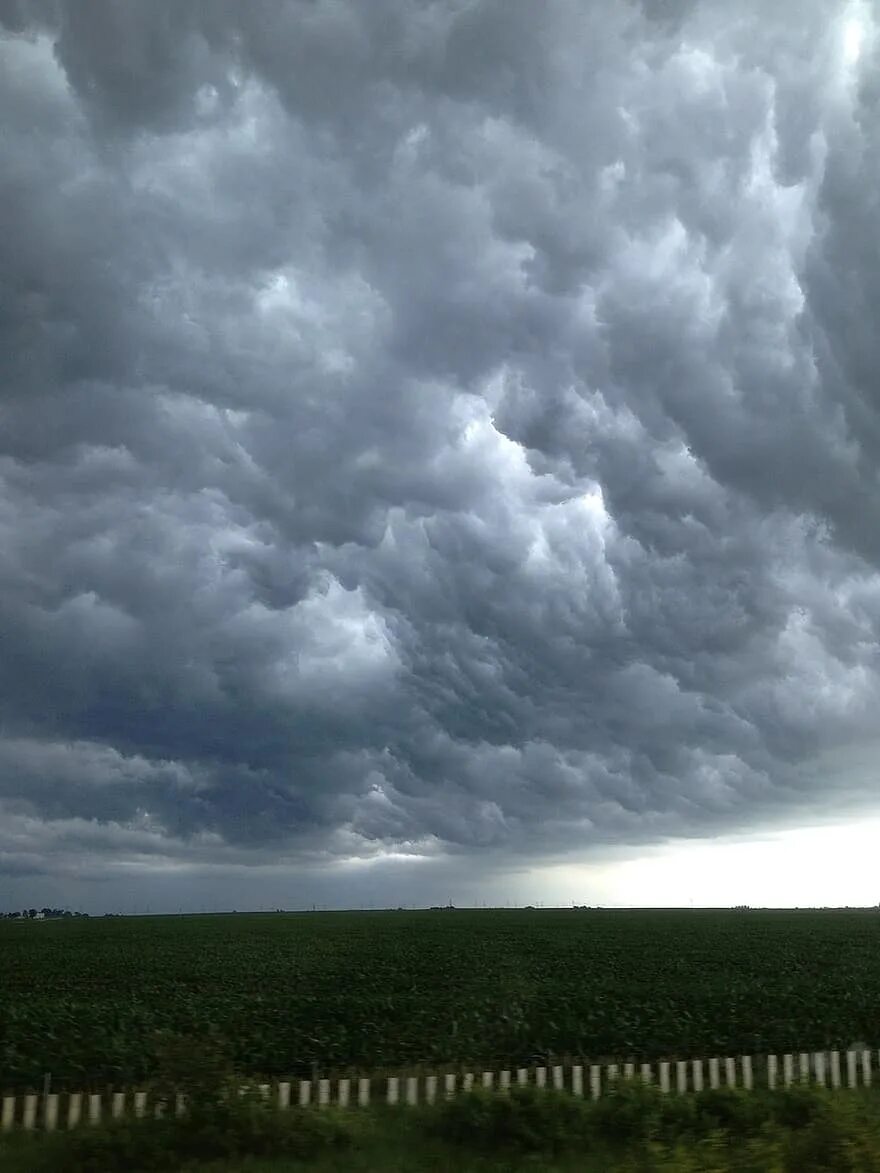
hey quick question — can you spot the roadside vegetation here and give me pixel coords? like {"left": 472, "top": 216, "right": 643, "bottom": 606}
{"left": 4, "top": 1040, "right": 880, "bottom": 1172}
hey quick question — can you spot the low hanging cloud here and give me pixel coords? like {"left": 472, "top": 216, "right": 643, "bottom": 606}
{"left": 2, "top": 0, "right": 880, "bottom": 899}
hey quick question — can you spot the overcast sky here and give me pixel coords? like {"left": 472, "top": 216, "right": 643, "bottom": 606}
{"left": 2, "top": 0, "right": 880, "bottom": 913}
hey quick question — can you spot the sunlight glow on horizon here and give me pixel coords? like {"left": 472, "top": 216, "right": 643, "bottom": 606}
{"left": 532, "top": 814, "right": 880, "bottom": 908}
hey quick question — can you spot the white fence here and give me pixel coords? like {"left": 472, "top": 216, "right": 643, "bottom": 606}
{"left": 1, "top": 1048, "right": 877, "bottom": 1133}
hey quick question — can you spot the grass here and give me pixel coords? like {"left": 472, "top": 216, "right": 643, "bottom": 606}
{"left": 4, "top": 907, "right": 880, "bottom": 1090}
{"left": 5, "top": 1077, "right": 880, "bottom": 1172}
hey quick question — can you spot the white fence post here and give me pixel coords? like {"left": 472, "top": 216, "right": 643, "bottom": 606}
{"left": 640, "top": 1062, "right": 652, "bottom": 1085}
{"left": 783, "top": 1054, "right": 794, "bottom": 1087}
{"left": 799, "top": 1053, "right": 810, "bottom": 1083}
{"left": 482, "top": 1071, "right": 493, "bottom": 1091}
{"left": 572, "top": 1065, "right": 583, "bottom": 1096}
{"left": 299, "top": 1080, "right": 311, "bottom": 1108}
{"left": 623, "top": 1062, "right": 635, "bottom": 1081}
{"left": 552, "top": 1065, "right": 564, "bottom": 1090}
{"left": 22, "top": 1095, "right": 37, "bottom": 1131}
{"left": 499, "top": 1070, "right": 511, "bottom": 1093}
{"left": 692, "top": 1059, "right": 703, "bottom": 1092}
{"left": 133, "top": 1091, "right": 147, "bottom": 1118}
{"left": 67, "top": 1093, "right": 82, "bottom": 1128}
{"left": 516, "top": 1068, "right": 528, "bottom": 1087}
{"left": 45, "top": 1093, "right": 59, "bottom": 1131}
{"left": 709, "top": 1057, "right": 721, "bottom": 1089}
{"left": 742, "top": 1056, "right": 753, "bottom": 1090}
{"left": 847, "top": 1051, "right": 858, "bottom": 1087}
{"left": 659, "top": 1062, "right": 670, "bottom": 1094}
{"left": 445, "top": 1073, "right": 457, "bottom": 1099}
{"left": 814, "top": 1053, "right": 826, "bottom": 1087}
{"left": 338, "top": 1078, "right": 350, "bottom": 1108}
{"left": 463, "top": 1072, "right": 474, "bottom": 1092}
{"left": 317, "top": 1079, "right": 330, "bottom": 1107}
{"left": 862, "top": 1050, "right": 872, "bottom": 1086}
{"left": 112, "top": 1092, "right": 125, "bottom": 1119}
{"left": 1, "top": 1097, "right": 15, "bottom": 1133}
{"left": 676, "top": 1061, "right": 688, "bottom": 1094}
{"left": 278, "top": 1082, "right": 290, "bottom": 1109}
{"left": 426, "top": 1074, "right": 438, "bottom": 1103}
{"left": 535, "top": 1067, "right": 546, "bottom": 1088}
{"left": 359, "top": 1077, "right": 371, "bottom": 1107}
{"left": 830, "top": 1052, "right": 841, "bottom": 1089}
{"left": 767, "top": 1055, "right": 777, "bottom": 1090}
{"left": 406, "top": 1076, "right": 419, "bottom": 1105}
{"left": 386, "top": 1077, "right": 399, "bottom": 1106}
{"left": 590, "top": 1065, "right": 601, "bottom": 1099}
{"left": 606, "top": 1064, "right": 618, "bottom": 1085}
{"left": 724, "top": 1057, "right": 737, "bottom": 1087}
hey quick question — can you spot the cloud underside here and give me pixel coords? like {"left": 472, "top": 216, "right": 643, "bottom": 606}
{"left": 2, "top": 0, "right": 880, "bottom": 884}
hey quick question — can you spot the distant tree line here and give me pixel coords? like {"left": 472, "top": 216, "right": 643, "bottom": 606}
{"left": 1, "top": 908, "right": 89, "bottom": 919}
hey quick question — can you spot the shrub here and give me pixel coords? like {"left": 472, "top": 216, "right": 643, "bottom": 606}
{"left": 35, "top": 1100, "right": 353, "bottom": 1173}
{"left": 421, "top": 1083, "right": 592, "bottom": 1154}
{"left": 589, "top": 1080, "right": 666, "bottom": 1142}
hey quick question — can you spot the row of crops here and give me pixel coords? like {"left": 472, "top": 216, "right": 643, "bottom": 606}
{"left": 2, "top": 908, "right": 880, "bottom": 1090}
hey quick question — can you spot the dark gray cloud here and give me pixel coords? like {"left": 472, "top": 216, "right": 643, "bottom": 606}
{"left": 2, "top": 0, "right": 880, "bottom": 906}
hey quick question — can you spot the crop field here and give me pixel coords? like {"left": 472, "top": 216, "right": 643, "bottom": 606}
{"left": 3, "top": 908, "right": 880, "bottom": 1092}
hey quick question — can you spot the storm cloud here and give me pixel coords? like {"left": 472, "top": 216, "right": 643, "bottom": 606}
{"left": 2, "top": 0, "right": 880, "bottom": 906}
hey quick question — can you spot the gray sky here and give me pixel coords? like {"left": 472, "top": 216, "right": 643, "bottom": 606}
{"left": 2, "top": 0, "right": 880, "bottom": 912}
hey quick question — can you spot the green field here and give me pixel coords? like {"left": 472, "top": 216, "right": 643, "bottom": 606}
{"left": 2, "top": 908, "right": 880, "bottom": 1092}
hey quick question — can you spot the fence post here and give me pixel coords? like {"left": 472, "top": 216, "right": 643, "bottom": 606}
{"left": 499, "top": 1070, "right": 511, "bottom": 1094}
{"left": 45, "top": 1094, "right": 59, "bottom": 1131}
{"left": 862, "top": 1050, "right": 872, "bottom": 1086}
{"left": 299, "top": 1080, "right": 311, "bottom": 1108}
{"left": 535, "top": 1066, "right": 546, "bottom": 1088}
{"left": 134, "top": 1091, "right": 147, "bottom": 1119}
{"left": 406, "top": 1076, "right": 419, "bottom": 1105}
{"left": 588, "top": 1065, "right": 600, "bottom": 1099}
{"left": 278, "top": 1082, "right": 290, "bottom": 1109}
{"left": 426, "top": 1074, "right": 438, "bottom": 1103}
{"left": 742, "top": 1055, "right": 753, "bottom": 1090}
{"left": 783, "top": 1054, "right": 794, "bottom": 1087}
{"left": 692, "top": 1059, "right": 703, "bottom": 1092}
{"left": 67, "top": 1093, "right": 82, "bottom": 1128}
{"left": 445, "top": 1073, "right": 457, "bottom": 1099}
{"left": 112, "top": 1092, "right": 125, "bottom": 1119}
{"left": 338, "top": 1078, "right": 350, "bottom": 1108}
{"left": 623, "top": 1062, "right": 635, "bottom": 1081}
{"left": 359, "top": 1077, "right": 371, "bottom": 1107}
{"left": 572, "top": 1065, "right": 583, "bottom": 1096}
{"left": 482, "top": 1071, "right": 493, "bottom": 1091}
{"left": 516, "top": 1068, "right": 528, "bottom": 1087}
{"left": 799, "top": 1053, "right": 810, "bottom": 1083}
{"left": 22, "top": 1096, "right": 37, "bottom": 1131}
{"left": 659, "top": 1062, "right": 670, "bottom": 1094}
{"left": 676, "top": 1061, "right": 687, "bottom": 1094}
{"left": 709, "top": 1057, "right": 721, "bottom": 1089}
{"left": 318, "top": 1079, "right": 330, "bottom": 1107}
{"left": 814, "top": 1053, "right": 826, "bottom": 1087}
{"left": 830, "top": 1051, "right": 841, "bottom": 1089}
{"left": 767, "top": 1055, "right": 777, "bottom": 1090}
{"left": 847, "top": 1051, "right": 858, "bottom": 1087}
{"left": 1, "top": 1097, "right": 15, "bottom": 1133}
{"left": 386, "top": 1076, "right": 399, "bottom": 1105}
{"left": 640, "top": 1062, "right": 652, "bottom": 1085}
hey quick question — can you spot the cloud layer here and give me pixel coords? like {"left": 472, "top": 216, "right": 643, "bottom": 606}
{"left": 2, "top": 0, "right": 880, "bottom": 901}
